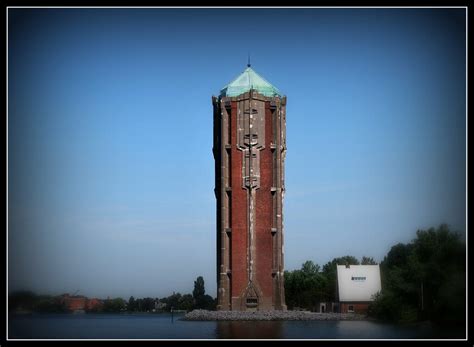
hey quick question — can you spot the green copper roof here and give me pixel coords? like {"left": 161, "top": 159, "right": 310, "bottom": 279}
{"left": 220, "top": 66, "right": 282, "bottom": 97}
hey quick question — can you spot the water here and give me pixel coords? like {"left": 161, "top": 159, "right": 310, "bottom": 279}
{"left": 8, "top": 313, "right": 465, "bottom": 340}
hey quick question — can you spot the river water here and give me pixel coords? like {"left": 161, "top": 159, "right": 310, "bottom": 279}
{"left": 8, "top": 313, "right": 465, "bottom": 340}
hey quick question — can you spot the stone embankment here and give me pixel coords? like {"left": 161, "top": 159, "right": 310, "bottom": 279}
{"left": 182, "top": 309, "right": 366, "bottom": 321}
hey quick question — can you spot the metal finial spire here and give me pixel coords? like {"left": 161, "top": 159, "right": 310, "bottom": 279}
{"left": 247, "top": 53, "right": 251, "bottom": 67}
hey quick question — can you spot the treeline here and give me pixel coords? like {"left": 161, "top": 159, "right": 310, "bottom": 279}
{"left": 9, "top": 276, "right": 216, "bottom": 313}
{"left": 284, "top": 256, "right": 377, "bottom": 310}
{"left": 8, "top": 291, "right": 69, "bottom": 313}
{"left": 368, "top": 224, "right": 465, "bottom": 325}
{"left": 126, "top": 277, "right": 216, "bottom": 312}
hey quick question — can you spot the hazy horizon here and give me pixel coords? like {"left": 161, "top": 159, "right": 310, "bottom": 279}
{"left": 8, "top": 7, "right": 466, "bottom": 299}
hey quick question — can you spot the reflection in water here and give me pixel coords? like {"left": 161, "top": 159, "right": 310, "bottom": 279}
{"left": 9, "top": 314, "right": 465, "bottom": 339}
{"left": 216, "top": 321, "right": 283, "bottom": 339}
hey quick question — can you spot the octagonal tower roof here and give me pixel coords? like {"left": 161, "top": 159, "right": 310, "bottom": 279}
{"left": 220, "top": 66, "right": 282, "bottom": 98}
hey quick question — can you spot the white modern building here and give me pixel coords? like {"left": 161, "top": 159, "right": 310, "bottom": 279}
{"left": 336, "top": 264, "right": 382, "bottom": 314}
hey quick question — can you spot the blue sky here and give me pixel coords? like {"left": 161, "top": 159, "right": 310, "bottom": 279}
{"left": 8, "top": 8, "right": 466, "bottom": 299}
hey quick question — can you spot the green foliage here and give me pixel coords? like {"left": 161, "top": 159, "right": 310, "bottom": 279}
{"left": 9, "top": 291, "right": 37, "bottom": 312}
{"left": 162, "top": 292, "right": 182, "bottom": 311}
{"left": 128, "top": 296, "right": 136, "bottom": 312}
{"left": 102, "top": 297, "right": 126, "bottom": 312}
{"left": 361, "top": 256, "right": 377, "bottom": 265}
{"left": 284, "top": 258, "right": 361, "bottom": 310}
{"left": 141, "top": 297, "right": 155, "bottom": 312}
{"left": 368, "top": 291, "right": 401, "bottom": 322}
{"left": 9, "top": 291, "right": 67, "bottom": 313}
{"left": 301, "top": 260, "right": 319, "bottom": 275}
{"left": 191, "top": 276, "right": 216, "bottom": 310}
{"left": 178, "top": 294, "right": 195, "bottom": 312}
{"left": 197, "top": 294, "right": 216, "bottom": 310}
{"left": 34, "top": 295, "right": 68, "bottom": 313}
{"left": 193, "top": 276, "right": 206, "bottom": 301}
{"left": 369, "top": 224, "right": 465, "bottom": 325}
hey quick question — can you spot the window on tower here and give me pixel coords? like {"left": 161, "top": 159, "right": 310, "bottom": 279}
{"left": 246, "top": 298, "right": 258, "bottom": 307}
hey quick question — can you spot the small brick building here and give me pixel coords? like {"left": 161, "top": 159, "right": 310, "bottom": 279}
{"left": 213, "top": 64, "right": 287, "bottom": 311}
{"left": 336, "top": 265, "right": 382, "bottom": 314}
{"left": 59, "top": 294, "right": 86, "bottom": 312}
{"left": 59, "top": 294, "right": 103, "bottom": 312}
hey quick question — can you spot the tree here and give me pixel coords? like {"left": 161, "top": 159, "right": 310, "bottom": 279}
{"left": 368, "top": 224, "right": 465, "bottom": 325}
{"left": 410, "top": 225, "right": 465, "bottom": 323}
{"left": 128, "top": 296, "right": 136, "bottom": 312}
{"left": 381, "top": 243, "right": 413, "bottom": 269}
{"left": 193, "top": 276, "right": 205, "bottom": 300}
{"left": 193, "top": 276, "right": 212, "bottom": 309}
{"left": 284, "top": 261, "right": 326, "bottom": 310}
{"left": 164, "top": 292, "right": 182, "bottom": 311}
{"left": 178, "top": 294, "right": 195, "bottom": 311}
{"left": 8, "top": 291, "right": 67, "bottom": 313}
{"left": 34, "top": 295, "right": 68, "bottom": 313}
{"left": 9, "top": 291, "right": 37, "bottom": 312}
{"left": 361, "top": 256, "right": 377, "bottom": 265}
{"left": 200, "top": 295, "right": 216, "bottom": 310}
{"left": 301, "top": 260, "right": 319, "bottom": 275}
{"left": 103, "top": 297, "right": 126, "bottom": 312}
{"left": 142, "top": 297, "right": 155, "bottom": 312}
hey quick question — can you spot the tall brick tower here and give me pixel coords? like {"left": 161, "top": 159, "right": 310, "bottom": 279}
{"left": 212, "top": 63, "right": 287, "bottom": 311}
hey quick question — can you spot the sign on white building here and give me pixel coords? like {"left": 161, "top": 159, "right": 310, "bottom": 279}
{"left": 336, "top": 265, "right": 382, "bottom": 302}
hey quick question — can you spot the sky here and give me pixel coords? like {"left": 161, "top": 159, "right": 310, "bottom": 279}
{"left": 8, "top": 8, "right": 466, "bottom": 299}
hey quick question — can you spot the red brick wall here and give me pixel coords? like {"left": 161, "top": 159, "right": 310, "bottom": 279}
{"left": 66, "top": 297, "right": 86, "bottom": 311}
{"left": 340, "top": 302, "right": 370, "bottom": 314}
{"left": 228, "top": 99, "right": 278, "bottom": 309}
{"left": 254, "top": 102, "right": 274, "bottom": 299}
{"left": 230, "top": 101, "right": 248, "bottom": 301}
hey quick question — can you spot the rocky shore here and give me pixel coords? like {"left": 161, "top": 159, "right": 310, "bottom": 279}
{"left": 182, "top": 309, "right": 367, "bottom": 321}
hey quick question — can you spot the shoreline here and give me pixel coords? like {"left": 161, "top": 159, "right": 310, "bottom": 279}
{"left": 182, "top": 309, "right": 367, "bottom": 321}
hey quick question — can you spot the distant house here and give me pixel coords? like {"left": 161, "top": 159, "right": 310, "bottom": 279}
{"left": 154, "top": 299, "right": 166, "bottom": 311}
{"left": 59, "top": 294, "right": 103, "bottom": 313}
{"left": 59, "top": 294, "right": 87, "bottom": 313}
{"left": 336, "top": 265, "right": 381, "bottom": 314}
